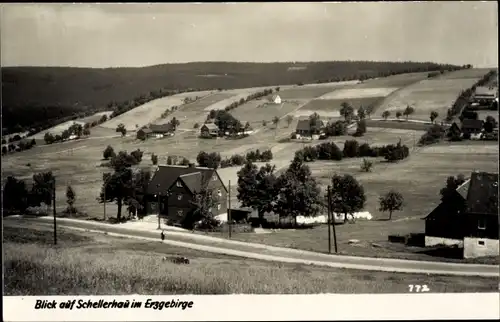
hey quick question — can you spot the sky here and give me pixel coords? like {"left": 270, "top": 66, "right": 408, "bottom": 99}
{"left": 1, "top": 2, "right": 498, "bottom": 68}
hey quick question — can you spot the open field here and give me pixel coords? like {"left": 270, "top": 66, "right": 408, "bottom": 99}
{"left": 357, "top": 72, "right": 431, "bottom": 88}
{"left": 297, "top": 97, "right": 385, "bottom": 118}
{"left": 271, "top": 85, "right": 349, "bottom": 100}
{"left": 79, "top": 111, "right": 114, "bottom": 124}
{"left": 4, "top": 224, "right": 498, "bottom": 294}
{"left": 375, "top": 70, "right": 488, "bottom": 121}
{"left": 435, "top": 68, "right": 494, "bottom": 80}
{"left": 152, "top": 92, "right": 236, "bottom": 129}
{"left": 318, "top": 87, "right": 398, "bottom": 100}
{"left": 230, "top": 100, "right": 308, "bottom": 127}
{"left": 100, "top": 90, "right": 214, "bottom": 131}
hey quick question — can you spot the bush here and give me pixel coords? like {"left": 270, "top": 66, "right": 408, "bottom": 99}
{"left": 151, "top": 154, "right": 158, "bottom": 165}
{"left": 102, "top": 145, "right": 115, "bottom": 160}
{"left": 230, "top": 154, "right": 246, "bottom": 166}
{"left": 193, "top": 123, "right": 200, "bottom": 129}
{"left": 316, "top": 142, "right": 343, "bottom": 161}
{"left": 418, "top": 124, "right": 446, "bottom": 146}
{"left": 360, "top": 158, "right": 373, "bottom": 172}
{"left": 260, "top": 149, "right": 273, "bottom": 162}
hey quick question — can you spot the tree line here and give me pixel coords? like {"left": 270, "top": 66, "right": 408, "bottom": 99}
{"left": 197, "top": 148, "right": 273, "bottom": 169}
{"left": 2, "top": 138, "right": 37, "bottom": 156}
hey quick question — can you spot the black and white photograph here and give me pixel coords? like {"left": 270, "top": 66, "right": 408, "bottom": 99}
{"left": 1, "top": 1, "right": 499, "bottom": 305}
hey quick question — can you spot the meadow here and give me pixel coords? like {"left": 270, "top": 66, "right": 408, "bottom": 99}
{"left": 100, "top": 90, "right": 214, "bottom": 130}
{"left": 4, "top": 224, "right": 498, "bottom": 295}
{"left": 217, "top": 139, "right": 498, "bottom": 262}
{"left": 297, "top": 97, "right": 385, "bottom": 118}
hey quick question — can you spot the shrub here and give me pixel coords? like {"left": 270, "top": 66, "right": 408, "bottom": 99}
{"left": 193, "top": 123, "right": 200, "bottom": 129}
{"left": 102, "top": 145, "right": 115, "bottom": 160}
{"left": 179, "top": 158, "right": 191, "bottom": 166}
{"left": 360, "top": 158, "right": 373, "bottom": 172}
{"left": 316, "top": 142, "right": 343, "bottom": 161}
{"left": 260, "top": 149, "right": 273, "bottom": 162}
{"left": 418, "top": 124, "right": 446, "bottom": 146}
{"left": 230, "top": 154, "right": 246, "bottom": 166}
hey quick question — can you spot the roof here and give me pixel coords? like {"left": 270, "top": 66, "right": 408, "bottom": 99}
{"left": 296, "top": 119, "right": 310, "bottom": 131}
{"left": 464, "top": 171, "right": 498, "bottom": 215}
{"left": 147, "top": 165, "right": 227, "bottom": 195}
{"left": 140, "top": 128, "right": 153, "bottom": 134}
{"left": 149, "top": 123, "right": 174, "bottom": 133}
{"left": 461, "top": 119, "right": 483, "bottom": 130}
{"left": 456, "top": 179, "right": 471, "bottom": 199}
{"left": 202, "top": 123, "right": 219, "bottom": 130}
{"left": 271, "top": 94, "right": 281, "bottom": 100}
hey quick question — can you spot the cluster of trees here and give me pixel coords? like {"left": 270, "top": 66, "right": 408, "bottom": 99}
{"left": 235, "top": 156, "right": 405, "bottom": 226}
{"left": 165, "top": 155, "right": 191, "bottom": 166}
{"left": 44, "top": 123, "right": 90, "bottom": 145}
{"left": 205, "top": 110, "right": 249, "bottom": 136}
{"left": 102, "top": 145, "right": 143, "bottom": 166}
{"left": 196, "top": 148, "right": 273, "bottom": 169}
{"left": 2, "top": 138, "right": 37, "bottom": 155}
{"left": 2, "top": 134, "right": 26, "bottom": 144}
{"left": 446, "top": 70, "right": 497, "bottom": 122}
{"left": 223, "top": 88, "right": 275, "bottom": 113}
{"left": 295, "top": 139, "right": 410, "bottom": 163}
{"left": 97, "top": 151, "right": 152, "bottom": 221}
{"left": 381, "top": 105, "right": 416, "bottom": 121}
{"left": 419, "top": 124, "right": 448, "bottom": 145}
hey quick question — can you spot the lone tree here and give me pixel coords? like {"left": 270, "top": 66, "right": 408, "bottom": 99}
{"left": 274, "top": 157, "right": 322, "bottom": 225}
{"left": 136, "top": 129, "right": 147, "bottom": 141}
{"left": 340, "top": 102, "right": 354, "bottom": 122}
{"left": 430, "top": 111, "right": 439, "bottom": 123}
{"left": 272, "top": 116, "right": 280, "bottom": 128}
{"left": 403, "top": 105, "right": 415, "bottom": 121}
{"left": 354, "top": 119, "right": 367, "bottom": 137}
{"left": 170, "top": 117, "right": 180, "bottom": 130}
{"left": 66, "top": 185, "right": 76, "bottom": 214}
{"left": 237, "top": 161, "right": 278, "bottom": 225}
{"left": 378, "top": 190, "right": 404, "bottom": 220}
{"left": 116, "top": 124, "right": 127, "bottom": 136}
{"left": 382, "top": 110, "right": 390, "bottom": 120}
{"left": 103, "top": 145, "right": 116, "bottom": 160}
{"left": 329, "top": 173, "right": 366, "bottom": 223}
{"left": 396, "top": 111, "right": 402, "bottom": 120}
{"left": 151, "top": 153, "right": 158, "bottom": 165}
{"left": 286, "top": 115, "right": 294, "bottom": 128}
{"left": 360, "top": 158, "right": 373, "bottom": 172}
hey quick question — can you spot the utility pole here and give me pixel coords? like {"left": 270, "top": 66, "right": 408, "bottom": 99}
{"left": 326, "top": 186, "right": 331, "bottom": 254}
{"left": 157, "top": 184, "right": 161, "bottom": 230}
{"left": 328, "top": 186, "right": 338, "bottom": 253}
{"left": 53, "top": 178, "right": 57, "bottom": 245}
{"left": 228, "top": 180, "right": 232, "bottom": 239}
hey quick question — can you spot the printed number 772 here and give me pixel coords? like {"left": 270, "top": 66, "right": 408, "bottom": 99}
{"left": 408, "top": 284, "right": 430, "bottom": 292}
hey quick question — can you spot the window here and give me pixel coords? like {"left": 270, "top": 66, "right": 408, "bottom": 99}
{"left": 177, "top": 210, "right": 183, "bottom": 216}
{"left": 212, "top": 175, "right": 217, "bottom": 181}
{"left": 177, "top": 194, "right": 183, "bottom": 200}
{"left": 478, "top": 218, "right": 486, "bottom": 230}
{"left": 217, "top": 189, "right": 222, "bottom": 197}
{"left": 478, "top": 240, "right": 485, "bottom": 246}
{"left": 176, "top": 180, "right": 182, "bottom": 188}
{"left": 217, "top": 204, "right": 221, "bottom": 210}
{"left": 208, "top": 207, "right": 212, "bottom": 212}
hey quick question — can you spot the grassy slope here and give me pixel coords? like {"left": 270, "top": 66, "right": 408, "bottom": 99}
{"left": 3, "top": 224, "right": 498, "bottom": 295}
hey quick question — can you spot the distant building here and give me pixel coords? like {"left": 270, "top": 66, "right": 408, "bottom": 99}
{"left": 451, "top": 119, "right": 484, "bottom": 138}
{"left": 200, "top": 123, "right": 219, "bottom": 138}
{"left": 270, "top": 94, "right": 282, "bottom": 104}
{"left": 424, "top": 171, "right": 499, "bottom": 258}
{"left": 148, "top": 123, "right": 175, "bottom": 138}
{"left": 294, "top": 118, "right": 326, "bottom": 137}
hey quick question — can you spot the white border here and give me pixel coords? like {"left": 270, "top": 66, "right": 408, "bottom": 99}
{"left": 3, "top": 294, "right": 500, "bottom": 321}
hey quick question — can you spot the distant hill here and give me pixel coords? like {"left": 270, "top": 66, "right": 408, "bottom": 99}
{"left": 1, "top": 61, "right": 463, "bottom": 135}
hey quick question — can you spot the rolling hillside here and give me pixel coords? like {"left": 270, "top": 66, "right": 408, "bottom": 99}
{"left": 2, "top": 61, "right": 462, "bottom": 135}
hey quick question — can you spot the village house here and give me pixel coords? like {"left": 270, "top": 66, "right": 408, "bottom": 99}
{"left": 450, "top": 119, "right": 484, "bottom": 139}
{"left": 270, "top": 94, "right": 282, "bottom": 104}
{"left": 148, "top": 123, "right": 175, "bottom": 138}
{"left": 424, "top": 171, "right": 499, "bottom": 258}
{"left": 473, "top": 86, "right": 498, "bottom": 105}
{"left": 145, "top": 164, "right": 228, "bottom": 226}
{"left": 200, "top": 123, "right": 220, "bottom": 138}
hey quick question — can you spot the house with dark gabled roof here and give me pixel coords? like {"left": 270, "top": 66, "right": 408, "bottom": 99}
{"left": 146, "top": 164, "right": 228, "bottom": 225}
{"left": 295, "top": 118, "right": 327, "bottom": 137}
{"left": 424, "top": 171, "right": 499, "bottom": 258}
{"left": 200, "top": 123, "right": 219, "bottom": 138}
{"left": 148, "top": 123, "right": 175, "bottom": 138}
